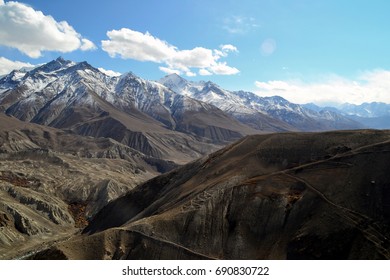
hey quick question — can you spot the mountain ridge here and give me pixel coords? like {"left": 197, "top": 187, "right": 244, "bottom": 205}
{"left": 30, "top": 129, "right": 390, "bottom": 260}
{"left": 1, "top": 57, "right": 258, "bottom": 164}
{"left": 159, "top": 74, "right": 363, "bottom": 131}
{"left": 304, "top": 102, "right": 390, "bottom": 129}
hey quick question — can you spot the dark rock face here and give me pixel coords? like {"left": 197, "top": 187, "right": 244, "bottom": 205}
{"left": 34, "top": 130, "right": 390, "bottom": 260}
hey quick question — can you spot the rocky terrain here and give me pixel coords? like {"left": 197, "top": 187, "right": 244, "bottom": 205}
{"left": 0, "top": 58, "right": 386, "bottom": 260}
{"left": 0, "top": 113, "right": 194, "bottom": 259}
{"left": 30, "top": 130, "right": 390, "bottom": 260}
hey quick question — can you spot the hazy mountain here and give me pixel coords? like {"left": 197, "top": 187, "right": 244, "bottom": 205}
{"left": 160, "top": 74, "right": 363, "bottom": 131}
{"left": 304, "top": 102, "right": 390, "bottom": 129}
{"left": 32, "top": 130, "right": 390, "bottom": 260}
{"left": 339, "top": 102, "right": 390, "bottom": 118}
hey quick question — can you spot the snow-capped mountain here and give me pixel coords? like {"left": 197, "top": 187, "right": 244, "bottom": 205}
{"left": 0, "top": 57, "right": 365, "bottom": 160}
{"left": 338, "top": 102, "right": 390, "bottom": 118}
{"left": 0, "top": 57, "right": 260, "bottom": 162}
{"left": 160, "top": 74, "right": 256, "bottom": 115}
{"left": 304, "top": 102, "right": 390, "bottom": 129}
{"left": 159, "top": 74, "right": 363, "bottom": 131}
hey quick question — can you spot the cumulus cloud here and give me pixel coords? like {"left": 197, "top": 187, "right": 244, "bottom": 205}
{"left": 159, "top": 66, "right": 181, "bottom": 75}
{"left": 0, "top": 56, "right": 35, "bottom": 75}
{"left": 0, "top": 1, "right": 96, "bottom": 58}
{"left": 186, "top": 71, "right": 196, "bottom": 77}
{"left": 209, "top": 62, "right": 240, "bottom": 75}
{"left": 102, "top": 28, "right": 239, "bottom": 77}
{"left": 98, "top": 67, "right": 121, "bottom": 77}
{"left": 254, "top": 70, "right": 390, "bottom": 105}
{"left": 199, "top": 69, "right": 212, "bottom": 76}
{"left": 80, "top": 39, "right": 96, "bottom": 51}
{"left": 102, "top": 29, "right": 173, "bottom": 63}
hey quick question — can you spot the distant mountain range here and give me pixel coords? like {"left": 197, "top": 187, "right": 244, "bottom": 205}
{"left": 304, "top": 102, "right": 390, "bottom": 129}
{"left": 159, "top": 73, "right": 363, "bottom": 131}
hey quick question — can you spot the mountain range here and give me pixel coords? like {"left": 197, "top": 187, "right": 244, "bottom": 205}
{"left": 0, "top": 57, "right": 366, "bottom": 145}
{"left": 304, "top": 102, "right": 390, "bottom": 129}
{"left": 1, "top": 57, "right": 390, "bottom": 259}
{"left": 159, "top": 73, "right": 364, "bottom": 131}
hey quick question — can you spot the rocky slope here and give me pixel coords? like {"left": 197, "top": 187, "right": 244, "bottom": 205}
{"left": 0, "top": 113, "right": 183, "bottom": 259}
{"left": 32, "top": 130, "right": 390, "bottom": 260}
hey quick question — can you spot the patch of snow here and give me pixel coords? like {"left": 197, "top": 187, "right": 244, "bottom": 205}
{"left": 98, "top": 67, "right": 122, "bottom": 77}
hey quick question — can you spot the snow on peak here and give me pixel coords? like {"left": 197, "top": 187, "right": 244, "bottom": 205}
{"left": 159, "top": 73, "right": 189, "bottom": 88}
{"left": 30, "top": 57, "right": 75, "bottom": 75}
{"left": 98, "top": 68, "right": 122, "bottom": 77}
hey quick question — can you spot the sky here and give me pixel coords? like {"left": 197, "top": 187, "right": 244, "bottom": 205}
{"left": 1, "top": 0, "right": 390, "bottom": 105}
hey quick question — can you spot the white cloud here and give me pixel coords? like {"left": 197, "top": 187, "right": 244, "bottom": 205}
{"left": 199, "top": 69, "right": 212, "bottom": 76}
{"left": 221, "top": 44, "right": 238, "bottom": 53}
{"left": 159, "top": 66, "right": 181, "bottom": 75}
{"left": 160, "top": 67, "right": 195, "bottom": 77}
{"left": 185, "top": 71, "right": 196, "bottom": 77}
{"left": 102, "top": 28, "right": 239, "bottom": 76}
{"left": 168, "top": 47, "right": 215, "bottom": 70}
{"left": 0, "top": 56, "right": 35, "bottom": 75}
{"left": 222, "top": 16, "right": 259, "bottom": 34}
{"left": 98, "top": 67, "right": 121, "bottom": 77}
{"left": 209, "top": 62, "right": 239, "bottom": 75}
{"left": 214, "top": 44, "right": 239, "bottom": 59}
{"left": 0, "top": 1, "right": 96, "bottom": 58}
{"left": 260, "top": 38, "right": 276, "bottom": 56}
{"left": 254, "top": 70, "right": 390, "bottom": 105}
{"left": 255, "top": 80, "right": 296, "bottom": 91}
{"left": 80, "top": 38, "right": 97, "bottom": 51}
{"left": 102, "top": 28, "right": 173, "bottom": 63}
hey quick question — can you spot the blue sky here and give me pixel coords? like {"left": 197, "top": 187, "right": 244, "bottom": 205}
{"left": 1, "top": 0, "right": 390, "bottom": 105}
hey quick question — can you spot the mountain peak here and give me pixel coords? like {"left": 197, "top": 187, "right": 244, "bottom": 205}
{"left": 159, "top": 73, "right": 188, "bottom": 85}
{"left": 52, "top": 56, "right": 74, "bottom": 68}
{"left": 73, "top": 60, "right": 95, "bottom": 71}
{"left": 55, "top": 56, "right": 67, "bottom": 63}
{"left": 158, "top": 73, "right": 190, "bottom": 93}
{"left": 30, "top": 57, "right": 74, "bottom": 74}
